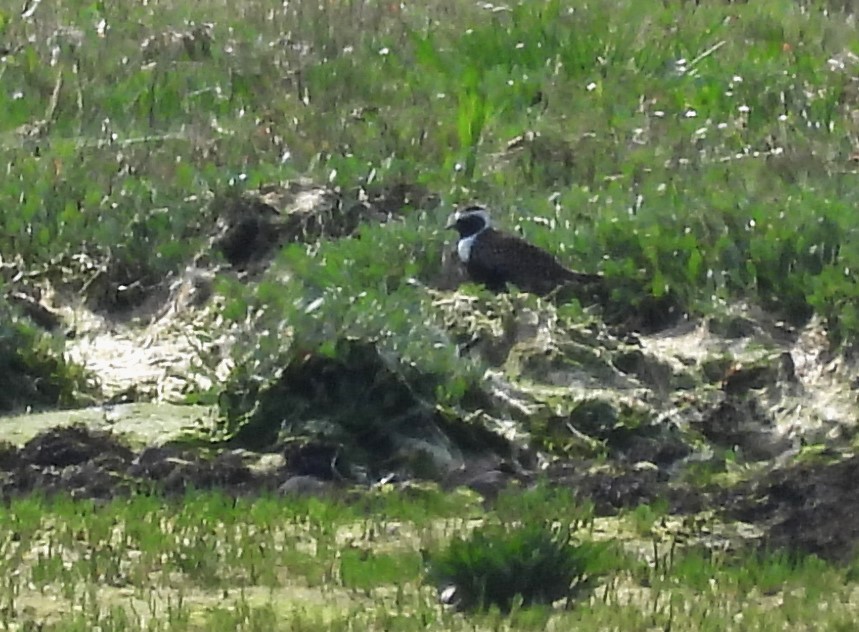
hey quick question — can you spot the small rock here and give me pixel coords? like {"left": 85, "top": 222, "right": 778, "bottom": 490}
{"left": 278, "top": 475, "right": 332, "bottom": 498}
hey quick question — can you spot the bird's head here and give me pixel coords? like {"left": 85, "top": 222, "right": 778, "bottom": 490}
{"left": 445, "top": 204, "right": 491, "bottom": 238}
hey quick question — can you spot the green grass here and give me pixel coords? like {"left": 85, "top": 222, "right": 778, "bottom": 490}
{"left": 2, "top": 0, "right": 858, "bottom": 338}
{"left": 0, "top": 300, "right": 96, "bottom": 411}
{"left": 0, "top": 487, "right": 856, "bottom": 630}
{"left": 3, "top": 1, "right": 859, "bottom": 626}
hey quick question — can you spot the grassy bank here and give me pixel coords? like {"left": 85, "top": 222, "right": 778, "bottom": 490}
{"left": 1, "top": 0, "right": 857, "bottom": 339}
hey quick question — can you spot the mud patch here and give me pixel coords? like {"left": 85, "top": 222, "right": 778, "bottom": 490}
{"left": 20, "top": 424, "right": 134, "bottom": 468}
{"left": 0, "top": 424, "right": 487, "bottom": 503}
{"left": 0, "top": 425, "right": 282, "bottom": 500}
{"left": 6, "top": 425, "right": 136, "bottom": 500}
{"left": 726, "top": 454, "right": 859, "bottom": 563}
{"left": 544, "top": 460, "right": 706, "bottom": 516}
{"left": 0, "top": 424, "right": 709, "bottom": 520}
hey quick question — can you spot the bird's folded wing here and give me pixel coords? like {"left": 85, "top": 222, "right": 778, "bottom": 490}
{"left": 474, "top": 231, "right": 599, "bottom": 290}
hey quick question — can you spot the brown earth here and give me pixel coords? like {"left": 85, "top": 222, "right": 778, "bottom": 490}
{"left": 5, "top": 424, "right": 859, "bottom": 565}
{"left": 724, "top": 453, "right": 859, "bottom": 563}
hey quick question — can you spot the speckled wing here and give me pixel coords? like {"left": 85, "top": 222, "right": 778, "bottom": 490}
{"left": 468, "top": 229, "right": 601, "bottom": 296}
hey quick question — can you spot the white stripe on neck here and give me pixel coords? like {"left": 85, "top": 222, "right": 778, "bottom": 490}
{"left": 457, "top": 227, "right": 487, "bottom": 263}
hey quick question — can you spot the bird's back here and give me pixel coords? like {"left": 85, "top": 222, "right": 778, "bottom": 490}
{"left": 470, "top": 228, "right": 600, "bottom": 296}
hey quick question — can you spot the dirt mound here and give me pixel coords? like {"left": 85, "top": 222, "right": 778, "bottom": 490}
{"left": 0, "top": 424, "right": 701, "bottom": 516}
{"left": 0, "top": 424, "right": 422, "bottom": 501}
{"left": 726, "top": 454, "right": 859, "bottom": 562}
{"left": 0, "top": 425, "right": 687, "bottom": 522}
{"left": 544, "top": 461, "right": 705, "bottom": 515}
{"left": 210, "top": 180, "right": 435, "bottom": 269}
{"left": 20, "top": 424, "right": 134, "bottom": 467}
{"left": 0, "top": 424, "right": 281, "bottom": 500}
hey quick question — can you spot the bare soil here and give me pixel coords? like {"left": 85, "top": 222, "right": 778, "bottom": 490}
{"left": 3, "top": 424, "right": 857, "bottom": 564}
{"left": 725, "top": 454, "right": 859, "bottom": 562}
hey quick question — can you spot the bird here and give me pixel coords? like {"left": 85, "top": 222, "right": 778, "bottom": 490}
{"left": 445, "top": 204, "right": 603, "bottom": 297}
